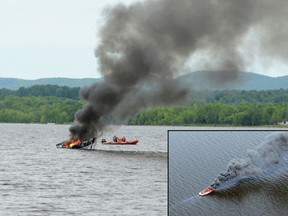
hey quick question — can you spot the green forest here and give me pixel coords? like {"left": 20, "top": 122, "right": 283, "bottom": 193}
{"left": 0, "top": 85, "right": 80, "bottom": 100}
{"left": 131, "top": 89, "right": 288, "bottom": 126}
{"left": 0, "top": 85, "right": 288, "bottom": 126}
{"left": 129, "top": 102, "right": 288, "bottom": 126}
{"left": 0, "top": 95, "right": 83, "bottom": 123}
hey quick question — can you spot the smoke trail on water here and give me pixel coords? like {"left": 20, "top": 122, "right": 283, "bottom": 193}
{"left": 212, "top": 133, "right": 288, "bottom": 188}
{"left": 73, "top": 0, "right": 288, "bottom": 140}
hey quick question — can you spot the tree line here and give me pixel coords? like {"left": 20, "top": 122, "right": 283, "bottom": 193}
{"left": 1, "top": 85, "right": 288, "bottom": 125}
{"left": 2, "top": 85, "right": 288, "bottom": 104}
{"left": 0, "top": 85, "right": 80, "bottom": 100}
{"left": 0, "top": 95, "right": 83, "bottom": 123}
{"left": 189, "top": 89, "right": 288, "bottom": 104}
{"left": 0, "top": 85, "right": 82, "bottom": 124}
{"left": 129, "top": 102, "right": 288, "bottom": 126}
{"left": 129, "top": 88, "right": 288, "bottom": 126}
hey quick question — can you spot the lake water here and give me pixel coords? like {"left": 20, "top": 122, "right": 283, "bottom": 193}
{"left": 169, "top": 130, "right": 288, "bottom": 216}
{"left": 0, "top": 124, "right": 169, "bottom": 216}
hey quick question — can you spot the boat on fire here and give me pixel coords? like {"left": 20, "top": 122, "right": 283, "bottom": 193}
{"left": 56, "top": 137, "right": 97, "bottom": 149}
{"left": 101, "top": 138, "right": 138, "bottom": 145}
{"left": 199, "top": 186, "right": 215, "bottom": 196}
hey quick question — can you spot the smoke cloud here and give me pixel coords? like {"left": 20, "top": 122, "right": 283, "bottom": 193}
{"left": 75, "top": 0, "right": 288, "bottom": 139}
{"left": 212, "top": 133, "right": 288, "bottom": 188}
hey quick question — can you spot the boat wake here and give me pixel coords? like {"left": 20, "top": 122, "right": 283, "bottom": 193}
{"left": 170, "top": 194, "right": 202, "bottom": 213}
{"left": 182, "top": 194, "right": 202, "bottom": 203}
{"left": 83, "top": 148, "right": 167, "bottom": 158}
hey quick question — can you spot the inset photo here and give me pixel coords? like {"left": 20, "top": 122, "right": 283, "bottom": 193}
{"left": 169, "top": 130, "right": 288, "bottom": 216}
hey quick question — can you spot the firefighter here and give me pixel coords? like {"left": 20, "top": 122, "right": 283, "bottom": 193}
{"left": 113, "top": 135, "right": 119, "bottom": 142}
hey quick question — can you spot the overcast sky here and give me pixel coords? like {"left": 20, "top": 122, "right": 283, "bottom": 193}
{"left": 0, "top": 0, "right": 135, "bottom": 79}
{"left": 1, "top": 0, "right": 288, "bottom": 79}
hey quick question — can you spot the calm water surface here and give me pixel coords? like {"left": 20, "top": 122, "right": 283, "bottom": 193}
{"left": 0, "top": 124, "right": 169, "bottom": 216}
{"left": 169, "top": 130, "right": 288, "bottom": 216}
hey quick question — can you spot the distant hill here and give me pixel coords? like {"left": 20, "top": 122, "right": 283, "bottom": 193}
{"left": 178, "top": 71, "right": 288, "bottom": 90}
{"left": 0, "top": 71, "right": 288, "bottom": 90}
{"left": 0, "top": 77, "right": 99, "bottom": 90}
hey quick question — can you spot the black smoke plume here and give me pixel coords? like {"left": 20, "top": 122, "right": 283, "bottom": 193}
{"left": 75, "top": 0, "right": 288, "bottom": 140}
{"left": 212, "top": 133, "right": 288, "bottom": 188}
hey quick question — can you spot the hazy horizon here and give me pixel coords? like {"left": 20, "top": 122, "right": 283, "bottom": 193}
{"left": 1, "top": 70, "right": 288, "bottom": 81}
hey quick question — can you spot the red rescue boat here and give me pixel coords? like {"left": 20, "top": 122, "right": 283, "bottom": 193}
{"left": 101, "top": 139, "right": 138, "bottom": 145}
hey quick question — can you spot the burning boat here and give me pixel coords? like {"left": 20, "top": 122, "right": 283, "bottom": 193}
{"left": 56, "top": 137, "right": 96, "bottom": 149}
{"left": 56, "top": 125, "right": 96, "bottom": 149}
{"left": 199, "top": 186, "right": 215, "bottom": 196}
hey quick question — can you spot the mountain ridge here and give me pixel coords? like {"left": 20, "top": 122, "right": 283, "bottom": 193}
{"left": 178, "top": 71, "right": 288, "bottom": 90}
{"left": 0, "top": 77, "right": 99, "bottom": 90}
{"left": 0, "top": 71, "right": 288, "bottom": 90}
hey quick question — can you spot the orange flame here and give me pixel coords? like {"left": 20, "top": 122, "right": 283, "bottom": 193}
{"left": 63, "top": 139, "right": 81, "bottom": 148}
{"left": 69, "top": 139, "right": 81, "bottom": 148}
